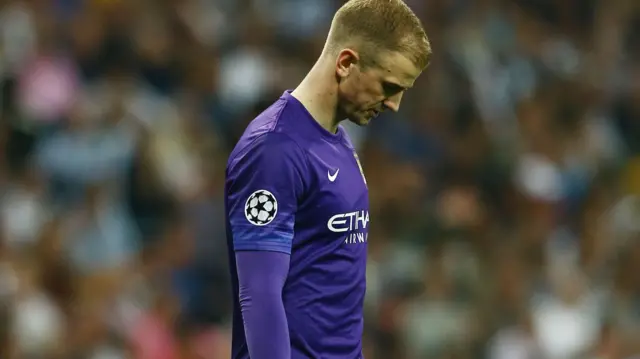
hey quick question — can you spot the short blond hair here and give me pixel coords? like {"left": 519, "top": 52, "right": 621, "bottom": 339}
{"left": 326, "top": 0, "right": 431, "bottom": 69}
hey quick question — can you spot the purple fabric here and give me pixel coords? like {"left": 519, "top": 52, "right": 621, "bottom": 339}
{"left": 226, "top": 90, "right": 369, "bottom": 358}
{"left": 236, "top": 250, "right": 291, "bottom": 359}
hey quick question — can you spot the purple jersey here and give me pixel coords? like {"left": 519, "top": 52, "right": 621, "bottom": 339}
{"left": 225, "top": 91, "right": 369, "bottom": 358}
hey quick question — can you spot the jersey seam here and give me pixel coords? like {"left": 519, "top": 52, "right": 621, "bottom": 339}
{"left": 233, "top": 241, "right": 292, "bottom": 254}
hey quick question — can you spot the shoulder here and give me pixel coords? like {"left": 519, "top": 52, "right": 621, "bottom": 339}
{"left": 230, "top": 132, "right": 305, "bottom": 169}
{"left": 228, "top": 98, "right": 308, "bottom": 164}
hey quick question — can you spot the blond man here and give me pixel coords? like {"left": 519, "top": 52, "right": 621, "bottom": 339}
{"left": 224, "top": 1, "right": 431, "bottom": 358}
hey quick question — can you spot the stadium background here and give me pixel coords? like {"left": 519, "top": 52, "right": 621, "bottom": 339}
{"left": 0, "top": 0, "right": 639, "bottom": 358}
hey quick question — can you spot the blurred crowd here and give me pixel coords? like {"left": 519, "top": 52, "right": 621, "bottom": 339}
{"left": 0, "top": 0, "right": 639, "bottom": 358}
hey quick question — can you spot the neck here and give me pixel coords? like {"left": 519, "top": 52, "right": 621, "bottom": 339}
{"left": 291, "top": 57, "right": 342, "bottom": 133}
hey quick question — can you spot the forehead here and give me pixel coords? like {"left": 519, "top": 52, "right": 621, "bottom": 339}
{"left": 371, "top": 51, "right": 423, "bottom": 88}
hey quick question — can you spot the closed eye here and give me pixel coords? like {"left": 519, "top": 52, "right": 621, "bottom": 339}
{"left": 382, "top": 82, "right": 406, "bottom": 96}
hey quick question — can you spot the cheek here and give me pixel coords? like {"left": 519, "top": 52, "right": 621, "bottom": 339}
{"left": 339, "top": 75, "right": 379, "bottom": 109}
{"left": 339, "top": 80, "right": 362, "bottom": 104}
{"left": 358, "top": 81, "right": 385, "bottom": 104}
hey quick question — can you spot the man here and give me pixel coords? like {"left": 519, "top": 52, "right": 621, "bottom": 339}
{"left": 224, "top": 0, "right": 431, "bottom": 358}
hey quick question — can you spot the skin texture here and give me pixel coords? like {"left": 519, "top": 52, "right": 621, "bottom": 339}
{"left": 335, "top": 50, "right": 422, "bottom": 126}
{"left": 292, "top": 47, "right": 425, "bottom": 134}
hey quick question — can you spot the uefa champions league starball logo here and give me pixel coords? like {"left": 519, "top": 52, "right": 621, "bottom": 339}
{"left": 245, "top": 189, "right": 278, "bottom": 226}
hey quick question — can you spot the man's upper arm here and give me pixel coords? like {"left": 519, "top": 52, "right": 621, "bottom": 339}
{"left": 226, "top": 133, "right": 307, "bottom": 254}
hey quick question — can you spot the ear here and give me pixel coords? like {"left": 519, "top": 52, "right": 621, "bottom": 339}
{"left": 335, "top": 49, "right": 359, "bottom": 79}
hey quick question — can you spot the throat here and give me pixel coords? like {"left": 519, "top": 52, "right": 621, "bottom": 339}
{"left": 292, "top": 72, "right": 342, "bottom": 134}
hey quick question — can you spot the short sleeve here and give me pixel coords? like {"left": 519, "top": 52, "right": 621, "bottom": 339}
{"left": 225, "top": 133, "right": 307, "bottom": 254}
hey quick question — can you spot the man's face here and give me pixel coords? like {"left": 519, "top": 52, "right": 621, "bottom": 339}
{"left": 336, "top": 50, "right": 423, "bottom": 126}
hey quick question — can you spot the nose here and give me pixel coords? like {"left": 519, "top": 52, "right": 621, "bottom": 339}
{"left": 383, "top": 92, "right": 403, "bottom": 113}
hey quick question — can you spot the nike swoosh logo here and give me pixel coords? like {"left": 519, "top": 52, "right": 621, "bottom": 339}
{"left": 328, "top": 169, "right": 339, "bottom": 182}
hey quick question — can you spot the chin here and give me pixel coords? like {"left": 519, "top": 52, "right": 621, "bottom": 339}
{"left": 347, "top": 115, "right": 373, "bottom": 127}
